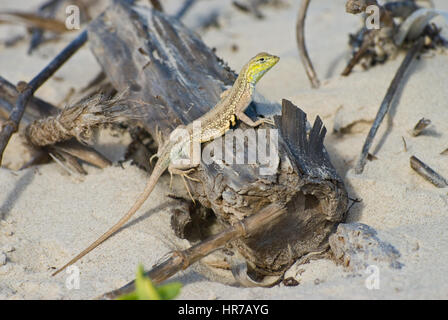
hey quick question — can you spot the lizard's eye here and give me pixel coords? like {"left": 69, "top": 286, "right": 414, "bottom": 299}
{"left": 258, "top": 58, "right": 265, "bottom": 62}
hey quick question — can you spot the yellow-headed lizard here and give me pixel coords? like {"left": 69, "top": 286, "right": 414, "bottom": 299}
{"left": 52, "top": 52, "right": 280, "bottom": 276}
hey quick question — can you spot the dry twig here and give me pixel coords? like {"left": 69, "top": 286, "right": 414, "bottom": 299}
{"left": 0, "top": 30, "right": 87, "bottom": 164}
{"left": 175, "top": 0, "right": 197, "bottom": 20}
{"left": 341, "top": 30, "right": 375, "bottom": 76}
{"left": 296, "top": 0, "right": 319, "bottom": 88}
{"left": 410, "top": 155, "right": 448, "bottom": 188}
{"left": 355, "top": 37, "right": 424, "bottom": 174}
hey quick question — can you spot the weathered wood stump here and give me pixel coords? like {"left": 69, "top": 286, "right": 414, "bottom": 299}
{"left": 88, "top": 0, "right": 348, "bottom": 279}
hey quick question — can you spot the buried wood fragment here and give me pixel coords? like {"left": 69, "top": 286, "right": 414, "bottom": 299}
{"left": 411, "top": 117, "right": 431, "bottom": 136}
{"left": 410, "top": 155, "right": 448, "bottom": 188}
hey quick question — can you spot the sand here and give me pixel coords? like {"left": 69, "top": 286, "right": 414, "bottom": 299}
{"left": 0, "top": 0, "right": 447, "bottom": 299}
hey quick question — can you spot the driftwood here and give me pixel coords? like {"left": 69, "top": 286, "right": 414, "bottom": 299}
{"left": 410, "top": 156, "right": 448, "bottom": 188}
{"left": 87, "top": 0, "right": 348, "bottom": 281}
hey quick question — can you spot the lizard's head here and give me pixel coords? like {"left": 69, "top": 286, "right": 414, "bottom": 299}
{"left": 245, "top": 52, "right": 279, "bottom": 85}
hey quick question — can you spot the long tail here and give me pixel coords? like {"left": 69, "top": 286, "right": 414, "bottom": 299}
{"left": 52, "top": 160, "right": 168, "bottom": 276}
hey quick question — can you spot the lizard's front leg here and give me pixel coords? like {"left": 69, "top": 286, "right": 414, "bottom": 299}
{"left": 236, "top": 111, "right": 275, "bottom": 127}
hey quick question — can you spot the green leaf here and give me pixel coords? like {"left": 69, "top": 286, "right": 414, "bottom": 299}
{"left": 117, "top": 292, "right": 139, "bottom": 300}
{"left": 135, "top": 264, "right": 161, "bottom": 300}
{"left": 156, "top": 282, "right": 182, "bottom": 300}
{"left": 116, "top": 264, "right": 182, "bottom": 300}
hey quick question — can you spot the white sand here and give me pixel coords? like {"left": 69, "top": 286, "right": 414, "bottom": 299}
{"left": 1, "top": 0, "right": 447, "bottom": 299}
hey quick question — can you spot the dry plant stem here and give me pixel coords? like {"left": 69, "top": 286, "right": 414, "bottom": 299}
{"left": 98, "top": 204, "right": 287, "bottom": 300}
{"left": 343, "top": 0, "right": 395, "bottom": 76}
{"left": 25, "top": 94, "right": 130, "bottom": 147}
{"left": 410, "top": 156, "right": 448, "bottom": 188}
{"left": 28, "top": 0, "right": 61, "bottom": 54}
{"left": 0, "top": 76, "right": 55, "bottom": 122}
{"left": 355, "top": 37, "right": 424, "bottom": 174}
{"left": 296, "top": 0, "right": 320, "bottom": 88}
{"left": 0, "top": 11, "right": 69, "bottom": 33}
{"left": 0, "top": 30, "right": 88, "bottom": 165}
{"left": 175, "top": 0, "right": 197, "bottom": 20}
{"left": 53, "top": 141, "right": 111, "bottom": 169}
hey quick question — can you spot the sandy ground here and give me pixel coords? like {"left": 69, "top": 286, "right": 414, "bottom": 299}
{"left": 1, "top": 0, "right": 448, "bottom": 299}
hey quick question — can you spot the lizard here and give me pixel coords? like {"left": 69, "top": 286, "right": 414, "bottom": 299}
{"left": 52, "top": 52, "right": 280, "bottom": 276}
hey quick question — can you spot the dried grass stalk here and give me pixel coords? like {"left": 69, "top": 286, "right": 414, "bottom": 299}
{"left": 25, "top": 93, "right": 133, "bottom": 147}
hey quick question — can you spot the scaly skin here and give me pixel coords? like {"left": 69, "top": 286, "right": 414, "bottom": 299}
{"left": 52, "top": 52, "right": 279, "bottom": 276}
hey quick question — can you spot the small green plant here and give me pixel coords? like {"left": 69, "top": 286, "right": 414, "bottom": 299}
{"left": 117, "top": 264, "right": 182, "bottom": 300}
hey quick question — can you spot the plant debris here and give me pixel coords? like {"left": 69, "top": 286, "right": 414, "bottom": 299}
{"left": 410, "top": 155, "right": 448, "bottom": 188}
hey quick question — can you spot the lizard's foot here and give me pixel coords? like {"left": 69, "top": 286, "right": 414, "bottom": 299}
{"left": 149, "top": 154, "right": 158, "bottom": 166}
{"left": 258, "top": 117, "right": 275, "bottom": 126}
{"left": 237, "top": 111, "right": 275, "bottom": 128}
{"left": 168, "top": 167, "right": 200, "bottom": 203}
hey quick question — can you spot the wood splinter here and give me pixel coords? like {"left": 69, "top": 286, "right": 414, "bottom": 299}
{"left": 410, "top": 156, "right": 448, "bottom": 188}
{"left": 411, "top": 117, "right": 431, "bottom": 137}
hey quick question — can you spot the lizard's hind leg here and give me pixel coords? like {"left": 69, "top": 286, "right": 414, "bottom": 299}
{"left": 168, "top": 165, "right": 200, "bottom": 203}
{"left": 150, "top": 126, "right": 166, "bottom": 165}
{"left": 236, "top": 111, "right": 275, "bottom": 127}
